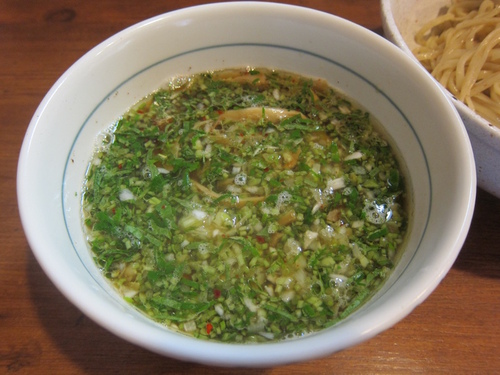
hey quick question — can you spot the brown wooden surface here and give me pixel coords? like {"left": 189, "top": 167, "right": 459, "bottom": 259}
{"left": 1, "top": 1, "right": 499, "bottom": 373}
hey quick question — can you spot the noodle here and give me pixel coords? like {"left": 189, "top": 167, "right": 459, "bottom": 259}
{"left": 413, "top": 0, "right": 500, "bottom": 127}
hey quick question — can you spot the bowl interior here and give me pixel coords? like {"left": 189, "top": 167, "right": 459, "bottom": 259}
{"left": 18, "top": 2, "right": 476, "bottom": 367}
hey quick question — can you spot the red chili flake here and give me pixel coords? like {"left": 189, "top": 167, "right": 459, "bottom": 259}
{"left": 263, "top": 167, "right": 269, "bottom": 172}
{"left": 137, "top": 109, "right": 144, "bottom": 114}
{"left": 256, "top": 235, "right": 266, "bottom": 244}
{"left": 240, "top": 132, "right": 244, "bottom": 137}
{"left": 206, "top": 323, "right": 213, "bottom": 335}
{"left": 111, "top": 207, "right": 116, "bottom": 215}
{"left": 118, "top": 163, "right": 123, "bottom": 170}
{"left": 213, "top": 289, "right": 221, "bottom": 299}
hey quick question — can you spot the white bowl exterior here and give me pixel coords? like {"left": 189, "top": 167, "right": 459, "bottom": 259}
{"left": 18, "top": 2, "right": 476, "bottom": 367}
{"left": 381, "top": 0, "right": 500, "bottom": 198}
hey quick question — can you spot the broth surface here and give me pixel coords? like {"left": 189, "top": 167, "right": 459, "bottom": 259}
{"left": 82, "top": 68, "right": 408, "bottom": 342}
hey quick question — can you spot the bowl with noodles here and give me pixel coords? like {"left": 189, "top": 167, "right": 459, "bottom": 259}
{"left": 382, "top": 0, "right": 500, "bottom": 198}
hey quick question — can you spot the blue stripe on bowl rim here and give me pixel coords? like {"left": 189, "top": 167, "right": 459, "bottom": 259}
{"left": 62, "top": 42, "right": 432, "bottom": 316}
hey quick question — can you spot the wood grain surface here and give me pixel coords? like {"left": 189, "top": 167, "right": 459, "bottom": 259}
{"left": 1, "top": 1, "right": 499, "bottom": 373}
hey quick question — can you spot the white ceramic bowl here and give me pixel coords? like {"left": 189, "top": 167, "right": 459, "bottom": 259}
{"left": 17, "top": 2, "right": 476, "bottom": 367}
{"left": 381, "top": 0, "right": 500, "bottom": 198}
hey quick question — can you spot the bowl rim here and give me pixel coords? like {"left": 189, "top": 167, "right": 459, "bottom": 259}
{"left": 17, "top": 1, "right": 476, "bottom": 367}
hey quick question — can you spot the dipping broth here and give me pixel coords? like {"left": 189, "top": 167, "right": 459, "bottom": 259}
{"left": 82, "top": 68, "right": 408, "bottom": 342}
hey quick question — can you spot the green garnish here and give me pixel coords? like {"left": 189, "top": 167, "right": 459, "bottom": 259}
{"left": 82, "top": 68, "right": 408, "bottom": 342}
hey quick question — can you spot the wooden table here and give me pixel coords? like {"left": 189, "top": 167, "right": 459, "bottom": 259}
{"left": 1, "top": 1, "right": 499, "bottom": 373}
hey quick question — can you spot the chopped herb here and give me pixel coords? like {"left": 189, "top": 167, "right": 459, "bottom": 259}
{"left": 82, "top": 68, "right": 408, "bottom": 343}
